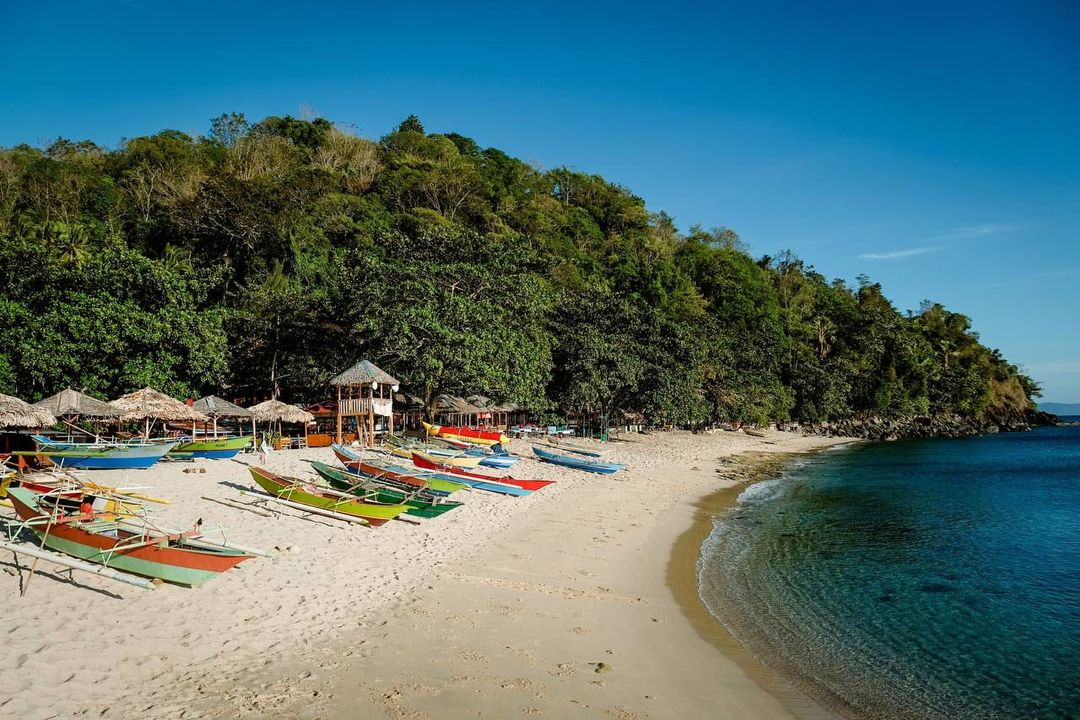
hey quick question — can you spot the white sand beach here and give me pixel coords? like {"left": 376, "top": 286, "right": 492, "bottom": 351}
{"left": 0, "top": 431, "right": 849, "bottom": 720}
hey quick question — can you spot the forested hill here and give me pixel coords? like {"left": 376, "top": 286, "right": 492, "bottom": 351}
{"left": 0, "top": 113, "right": 1045, "bottom": 432}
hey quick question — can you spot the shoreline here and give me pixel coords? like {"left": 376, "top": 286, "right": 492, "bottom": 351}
{"left": 666, "top": 452, "right": 846, "bottom": 720}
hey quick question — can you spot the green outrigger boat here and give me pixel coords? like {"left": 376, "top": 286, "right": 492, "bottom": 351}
{"left": 248, "top": 466, "right": 410, "bottom": 526}
{"left": 308, "top": 461, "right": 463, "bottom": 519}
{"left": 171, "top": 436, "right": 253, "bottom": 459}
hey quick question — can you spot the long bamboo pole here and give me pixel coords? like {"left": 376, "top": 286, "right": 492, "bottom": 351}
{"left": 0, "top": 539, "right": 157, "bottom": 590}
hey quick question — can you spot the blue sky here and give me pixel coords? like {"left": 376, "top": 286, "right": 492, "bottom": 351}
{"left": 3, "top": 1, "right": 1078, "bottom": 400}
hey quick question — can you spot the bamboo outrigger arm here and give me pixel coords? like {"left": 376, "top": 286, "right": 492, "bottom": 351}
{"left": 0, "top": 538, "right": 158, "bottom": 591}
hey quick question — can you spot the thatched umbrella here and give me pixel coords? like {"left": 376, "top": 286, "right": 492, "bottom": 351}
{"left": 192, "top": 395, "right": 253, "bottom": 436}
{"left": 35, "top": 388, "right": 120, "bottom": 419}
{"left": 248, "top": 399, "right": 315, "bottom": 445}
{"left": 0, "top": 393, "right": 56, "bottom": 429}
{"left": 109, "top": 387, "right": 208, "bottom": 438}
{"left": 34, "top": 388, "right": 120, "bottom": 441}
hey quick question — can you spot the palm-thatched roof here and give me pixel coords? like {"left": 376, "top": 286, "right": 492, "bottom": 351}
{"left": 0, "top": 393, "right": 57, "bottom": 429}
{"left": 393, "top": 392, "right": 426, "bottom": 411}
{"left": 464, "top": 395, "right": 520, "bottom": 413}
{"left": 109, "top": 387, "right": 208, "bottom": 422}
{"left": 248, "top": 399, "right": 315, "bottom": 424}
{"left": 35, "top": 388, "right": 120, "bottom": 418}
{"left": 436, "top": 394, "right": 485, "bottom": 414}
{"left": 329, "top": 360, "right": 400, "bottom": 388}
{"left": 192, "top": 395, "right": 252, "bottom": 418}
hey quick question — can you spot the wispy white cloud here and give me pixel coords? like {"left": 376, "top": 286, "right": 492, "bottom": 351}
{"left": 916, "top": 223, "right": 1019, "bottom": 244}
{"left": 979, "top": 267, "right": 1080, "bottom": 289}
{"left": 857, "top": 222, "right": 1020, "bottom": 262}
{"left": 859, "top": 246, "right": 942, "bottom": 261}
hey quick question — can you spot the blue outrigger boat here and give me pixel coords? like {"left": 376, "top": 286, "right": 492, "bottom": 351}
{"left": 23, "top": 436, "right": 178, "bottom": 470}
{"left": 532, "top": 446, "right": 624, "bottom": 474}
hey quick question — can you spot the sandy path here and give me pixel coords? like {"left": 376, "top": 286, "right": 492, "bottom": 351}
{"left": 0, "top": 431, "right": 846, "bottom": 720}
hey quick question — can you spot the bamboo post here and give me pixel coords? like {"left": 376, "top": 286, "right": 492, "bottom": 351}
{"left": 388, "top": 387, "right": 395, "bottom": 438}
{"left": 336, "top": 384, "right": 342, "bottom": 443}
{"left": 144, "top": 417, "right": 150, "bottom": 439}
{"left": 368, "top": 383, "right": 375, "bottom": 447}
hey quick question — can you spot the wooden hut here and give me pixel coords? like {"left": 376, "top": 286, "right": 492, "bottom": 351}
{"left": 248, "top": 399, "right": 315, "bottom": 448}
{"left": 434, "top": 394, "right": 486, "bottom": 427}
{"left": 192, "top": 395, "right": 253, "bottom": 436}
{"left": 328, "top": 361, "right": 400, "bottom": 445}
{"left": 0, "top": 394, "right": 56, "bottom": 429}
{"left": 109, "top": 387, "right": 207, "bottom": 438}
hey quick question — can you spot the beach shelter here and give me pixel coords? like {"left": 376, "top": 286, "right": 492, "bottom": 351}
{"left": 192, "top": 395, "right": 253, "bottom": 436}
{"left": 34, "top": 388, "right": 120, "bottom": 421}
{"left": 34, "top": 388, "right": 121, "bottom": 441}
{"left": 109, "top": 387, "right": 208, "bottom": 438}
{"left": 328, "top": 360, "right": 400, "bottom": 445}
{"left": 248, "top": 399, "right": 315, "bottom": 445}
{"left": 0, "top": 394, "right": 57, "bottom": 429}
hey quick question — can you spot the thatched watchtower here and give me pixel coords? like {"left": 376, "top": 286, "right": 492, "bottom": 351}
{"left": 329, "top": 360, "right": 400, "bottom": 445}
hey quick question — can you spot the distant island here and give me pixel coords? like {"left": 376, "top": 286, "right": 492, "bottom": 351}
{"left": 0, "top": 113, "right": 1049, "bottom": 437}
{"left": 1039, "top": 402, "right": 1080, "bottom": 416}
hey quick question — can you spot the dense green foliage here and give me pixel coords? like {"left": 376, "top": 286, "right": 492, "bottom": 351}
{"left": 0, "top": 114, "right": 1039, "bottom": 425}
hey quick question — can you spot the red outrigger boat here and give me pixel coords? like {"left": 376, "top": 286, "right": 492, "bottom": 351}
{"left": 410, "top": 453, "right": 556, "bottom": 492}
{"left": 7, "top": 487, "right": 253, "bottom": 587}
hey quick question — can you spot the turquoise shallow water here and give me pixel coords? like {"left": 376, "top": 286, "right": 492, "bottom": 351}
{"left": 699, "top": 422, "right": 1080, "bottom": 719}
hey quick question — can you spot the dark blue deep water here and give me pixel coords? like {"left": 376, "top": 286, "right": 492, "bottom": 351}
{"left": 699, "top": 422, "right": 1080, "bottom": 719}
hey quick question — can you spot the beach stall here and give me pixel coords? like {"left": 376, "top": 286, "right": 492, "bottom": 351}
{"left": 192, "top": 395, "right": 253, "bottom": 437}
{"left": 434, "top": 394, "right": 487, "bottom": 427}
{"left": 109, "top": 387, "right": 208, "bottom": 439}
{"left": 248, "top": 399, "right": 315, "bottom": 449}
{"left": 328, "top": 360, "right": 400, "bottom": 445}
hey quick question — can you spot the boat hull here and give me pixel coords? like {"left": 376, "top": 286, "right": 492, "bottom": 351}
{"left": 26, "top": 441, "right": 179, "bottom": 470}
{"left": 532, "top": 446, "right": 624, "bottom": 474}
{"left": 248, "top": 466, "right": 408, "bottom": 525}
{"left": 7, "top": 488, "right": 251, "bottom": 586}
{"left": 309, "top": 462, "right": 462, "bottom": 519}
{"left": 411, "top": 453, "right": 554, "bottom": 491}
{"left": 423, "top": 422, "right": 508, "bottom": 447}
{"left": 331, "top": 446, "right": 467, "bottom": 496}
{"left": 172, "top": 436, "right": 253, "bottom": 459}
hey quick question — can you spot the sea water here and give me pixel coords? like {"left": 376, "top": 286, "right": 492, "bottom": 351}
{"left": 699, "top": 421, "right": 1080, "bottom": 719}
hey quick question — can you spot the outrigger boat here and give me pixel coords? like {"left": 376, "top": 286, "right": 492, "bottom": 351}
{"left": 333, "top": 445, "right": 527, "bottom": 496}
{"left": 410, "top": 453, "right": 555, "bottom": 492}
{"left": 20, "top": 436, "right": 179, "bottom": 470}
{"left": 532, "top": 445, "right": 624, "bottom": 474}
{"left": 247, "top": 466, "right": 411, "bottom": 526}
{"left": 170, "top": 436, "right": 253, "bottom": 460}
{"left": 332, "top": 445, "right": 468, "bottom": 496}
{"left": 308, "top": 461, "right": 462, "bottom": 519}
{"left": 422, "top": 421, "right": 509, "bottom": 447}
{"left": 405, "top": 435, "right": 519, "bottom": 469}
{"left": 6, "top": 486, "right": 254, "bottom": 586}
{"left": 384, "top": 435, "right": 486, "bottom": 468}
